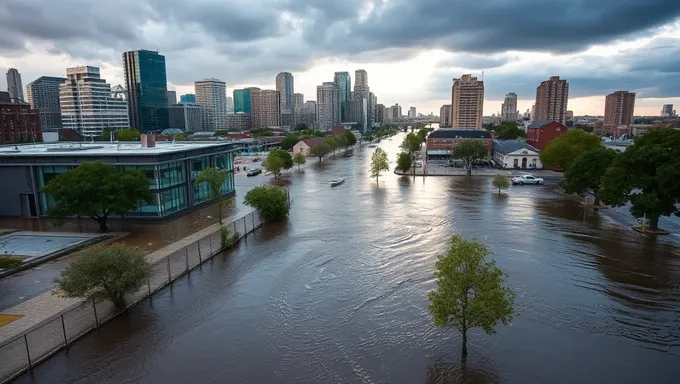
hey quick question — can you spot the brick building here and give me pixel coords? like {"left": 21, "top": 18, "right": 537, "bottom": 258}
{"left": 0, "top": 92, "right": 42, "bottom": 145}
{"left": 526, "top": 120, "right": 567, "bottom": 150}
{"left": 426, "top": 129, "right": 492, "bottom": 161}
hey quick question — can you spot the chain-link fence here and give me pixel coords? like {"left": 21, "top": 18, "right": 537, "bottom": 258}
{"left": 0, "top": 210, "right": 263, "bottom": 383}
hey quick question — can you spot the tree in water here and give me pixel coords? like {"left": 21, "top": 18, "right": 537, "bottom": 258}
{"left": 370, "top": 147, "right": 390, "bottom": 184}
{"left": 195, "top": 167, "right": 231, "bottom": 224}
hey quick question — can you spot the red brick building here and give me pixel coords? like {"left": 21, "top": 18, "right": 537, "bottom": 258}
{"left": 426, "top": 129, "right": 492, "bottom": 161}
{"left": 526, "top": 120, "right": 567, "bottom": 150}
{"left": 603, "top": 91, "right": 635, "bottom": 135}
{"left": 0, "top": 92, "right": 42, "bottom": 145}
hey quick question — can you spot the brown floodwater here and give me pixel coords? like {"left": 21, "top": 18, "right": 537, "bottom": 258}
{"left": 14, "top": 134, "right": 680, "bottom": 383}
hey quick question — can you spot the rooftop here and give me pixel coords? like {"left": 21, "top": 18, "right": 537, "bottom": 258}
{"left": 428, "top": 129, "right": 492, "bottom": 139}
{"left": 528, "top": 120, "right": 567, "bottom": 129}
{"left": 493, "top": 139, "right": 540, "bottom": 154}
{"left": 0, "top": 141, "right": 237, "bottom": 157}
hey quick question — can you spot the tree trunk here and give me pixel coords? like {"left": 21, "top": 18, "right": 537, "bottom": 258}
{"left": 498, "top": 188, "right": 501, "bottom": 195}
{"left": 462, "top": 329, "right": 468, "bottom": 357}
{"left": 112, "top": 295, "right": 127, "bottom": 311}
{"left": 95, "top": 217, "right": 108, "bottom": 232}
{"left": 217, "top": 200, "right": 223, "bottom": 225}
{"left": 593, "top": 196, "right": 600, "bottom": 206}
{"left": 649, "top": 215, "right": 659, "bottom": 230}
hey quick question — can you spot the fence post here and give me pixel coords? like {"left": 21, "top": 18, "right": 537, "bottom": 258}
{"left": 147, "top": 278, "right": 151, "bottom": 295}
{"left": 93, "top": 299, "right": 99, "bottom": 328}
{"left": 244, "top": 216, "right": 247, "bottom": 236}
{"left": 198, "top": 241, "right": 203, "bottom": 263}
{"left": 185, "top": 247, "right": 189, "bottom": 271}
{"left": 166, "top": 256, "right": 172, "bottom": 282}
{"left": 24, "top": 334, "right": 32, "bottom": 369}
{"left": 61, "top": 314, "right": 68, "bottom": 347}
{"left": 208, "top": 235, "right": 212, "bottom": 256}
{"left": 233, "top": 221, "right": 236, "bottom": 234}
{"left": 252, "top": 212, "right": 255, "bottom": 230}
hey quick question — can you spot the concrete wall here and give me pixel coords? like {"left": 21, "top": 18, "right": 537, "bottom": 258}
{"left": 0, "top": 166, "right": 33, "bottom": 217}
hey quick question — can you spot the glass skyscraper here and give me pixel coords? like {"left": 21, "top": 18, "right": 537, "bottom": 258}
{"left": 334, "top": 72, "right": 351, "bottom": 121}
{"left": 233, "top": 88, "right": 251, "bottom": 114}
{"left": 123, "top": 50, "right": 169, "bottom": 132}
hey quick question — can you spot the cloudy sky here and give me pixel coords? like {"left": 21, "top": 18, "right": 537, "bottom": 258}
{"left": 1, "top": 0, "right": 680, "bottom": 116}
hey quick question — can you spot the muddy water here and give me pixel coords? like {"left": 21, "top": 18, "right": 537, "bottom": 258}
{"left": 16, "top": 134, "right": 680, "bottom": 383}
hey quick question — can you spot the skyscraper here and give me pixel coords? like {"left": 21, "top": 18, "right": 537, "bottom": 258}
{"left": 355, "top": 70, "right": 368, "bottom": 88}
{"left": 276, "top": 72, "right": 294, "bottom": 113}
{"left": 334, "top": 72, "right": 351, "bottom": 121}
{"left": 6, "top": 68, "right": 24, "bottom": 102}
{"left": 662, "top": 104, "right": 674, "bottom": 117}
{"left": 369, "top": 92, "right": 377, "bottom": 129}
{"left": 501, "top": 93, "right": 518, "bottom": 121}
{"left": 376, "top": 104, "right": 385, "bottom": 123}
{"left": 408, "top": 107, "right": 417, "bottom": 118}
{"left": 169, "top": 103, "right": 203, "bottom": 132}
{"left": 440, "top": 105, "right": 452, "bottom": 127}
{"left": 604, "top": 91, "right": 636, "bottom": 130}
{"left": 250, "top": 89, "right": 280, "bottom": 129}
{"left": 195, "top": 78, "right": 228, "bottom": 131}
{"left": 317, "top": 82, "right": 341, "bottom": 131}
{"left": 59, "top": 66, "right": 129, "bottom": 137}
{"left": 534, "top": 76, "right": 569, "bottom": 124}
{"left": 233, "top": 88, "right": 252, "bottom": 114}
{"left": 226, "top": 96, "right": 234, "bottom": 113}
{"left": 167, "top": 90, "right": 177, "bottom": 106}
{"left": 26, "top": 76, "right": 66, "bottom": 131}
{"left": 293, "top": 93, "right": 304, "bottom": 125}
{"left": 451, "top": 74, "right": 484, "bottom": 128}
{"left": 345, "top": 99, "right": 368, "bottom": 132}
{"left": 300, "top": 101, "right": 317, "bottom": 128}
{"left": 123, "top": 49, "right": 169, "bottom": 132}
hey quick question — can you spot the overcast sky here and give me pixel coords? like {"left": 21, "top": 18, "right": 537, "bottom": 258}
{"left": 1, "top": 0, "right": 680, "bottom": 116}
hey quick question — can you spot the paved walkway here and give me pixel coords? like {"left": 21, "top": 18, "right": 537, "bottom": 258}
{"left": 396, "top": 165, "right": 563, "bottom": 178}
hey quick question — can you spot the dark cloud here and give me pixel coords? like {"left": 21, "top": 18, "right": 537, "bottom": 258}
{"left": 439, "top": 53, "right": 518, "bottom": 70}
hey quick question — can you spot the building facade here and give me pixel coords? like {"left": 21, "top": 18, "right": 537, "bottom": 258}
{"left": 408, "top": 107, "right": 417, "bottom": 118}
{"left": 169, "top": 103, "right": 203, "bottom": 132}
{"left": 250, "top": 89, "right": 280, "bottom": 129}
{"left": 344, "top": 99, "right": 368, "bottom": 132}
{"left": 317, "top": 82, "right": 341, "bottom": 131}
{"left": 25, "top": 76, "right": 66, "bottom": 131}
{"left": 535, "top": 76, "right": 569, "bottom": 124}
{"left": 59, "top": 66, "right": 129, "bottom": 137}
{"left": 501, "top": 93, "right": 518, "bottom": 121}
{"left": 376, "top": 104, "right": 385, "bottom": 123}
{"left": 526, "top": 120, "right": 567, "bottom": 151}
{"left": 451, "top": 74, "right": 484, "bottom": 128}
{"left": 6, "top": 68, "right": 24, "bottom": 103}
{"left": 334, "top": 72, "right": 351, "bottom": 121}
{"left": 0, "top": 91, "right": 42, "bottom": 144}
{"left": 355, "top": 70, "right": 368, "bottom": 88}
{"left": 123, "top": 50, "right": 169, "bottom": 132}
{"left": 276, "top": 72, "right": 294, "bottom": 116}
{"left": 227, "top": 112, "right": 252, "bottom": 131}
{"left": 440, "top": 104, "right": 452, "bottom": 127}
{"left": 233, "top": 88, "right": 252, "bottom": 114}
{"left": 426, "top": 129, "right": 492, "bottom": 161}
{"left": 300, "top": 101, "right": 317, "bottom": 128}
{"left": 662, "top": 104, "right": 674, "bottom": 117}
{"left": 167, "top": 90, "right": 177, "bottom": 106}
{"left": 195, "top": 78, "right": 228, "bottom": 131}
{"left": 180, "top": 94, "right": 196, "bottom": 103}
{"left": 293, "top": 93, "right": 304, "bottom": 125}
{"left": 604, "top": 91, "right": 636, "bottom": 133}
{"left": 492, "top": 139, "right": 542, "bottom": 169}
{"left": 226, "top": 96, "right": 234, "bottom": 113}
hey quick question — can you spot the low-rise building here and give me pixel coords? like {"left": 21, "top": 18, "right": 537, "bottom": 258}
{"left": 293, "top": 137, "right": 324, "bottom": 156}
{"left": 0, "top": 91, "right": 42, "bottom": 145}
{"left": 492, "top": 140, "right": 542, "bottom": 169}
{"left": 526, "top": 120, "right": 568, "bottom": 150}
{"left": 426, "top": 129, "right": 492, "bottom": 161}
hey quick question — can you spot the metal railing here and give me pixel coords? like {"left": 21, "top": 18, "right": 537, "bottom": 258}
{"left": 0, "top": 210, "right": 263, "bottom": 383}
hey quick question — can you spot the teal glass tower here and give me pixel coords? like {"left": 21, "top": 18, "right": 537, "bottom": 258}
{"left": 334, "top": 72, "right": 351, "bottom": 121}
{"left": 123, "top": 50, "right": 169, "bottom": 132}
{"left": 233, "top": 88, "right": 251, "bottom": 114}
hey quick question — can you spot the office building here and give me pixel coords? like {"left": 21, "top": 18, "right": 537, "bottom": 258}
{"left": 167, "top": 90, "right": 177, "bottom": 106}
{"left": 451, "top": 74, "right": 484, "bottom": 128}
{"left": 226, "top": 96, "right": 234, "bottom": 113}
{"left": 369, "top": 92, "right": 377, "bottom": 129}
{"left": 250, "top": 89, "right": 280, "bottom": 129}
{"left": 376, "top": 104, "right": 385, "bottom": 123}
{"left": 662, "top": 104, "right": 674, "bottom": 117}
{"left": 195, "top": 78, "right": 228, "bottom": 131}
{"left": 317, "top": 82, "right": 341, "bottom": 131}
{"left": 355, "top": 70, "right": 368, "bottom": 88}
{"left": 180, "top": 94, "right": 196, "bottom": 103}
{"left": 440, "top": 104, "right": 452, "bottom": 127}
{"left": 408, "top": 107, "right": 417, "bottom": 118}
{"left": 276, "top": 72, "right": 294, "bottom": 116}
{"left": 385, "top": 107, "right": 394, "bottom": 122}
{"left": 300, "top": 101, "right": 317, "bottom": 127}
{"left": 6, "top": 68, "right": 24, "bottom": 102}
{"left": 227, "top": 112, "right": 252, "bottom": 131}
{"left": 604, "top": 91, "right": 636, "bottom": 131}
{"left": 389, "top": 103, "right": 402, "bottom": 120}
{"left": 501, "top": 93, "right": 518, "bottom": 121}
{"left": 566, "top": 110, "right": 574, "bottom": 120}
{"left": 59, "top": 66, "right": 129, "bottom": 137}
{"left": 0, "top": 141, "right": 238, "bottom": 218}
{"left": 0, "top": 91, "right": 42, "bottom": 144}
{"left": 534, "top": 76, "right": 569, "bottom": 124}
{"left": 169, "top": 103, "right": 203, "bottom": 132}
{"left": 233, "top": 88, "right": 252, "bottom": 114}
{"left": 25, "top": 76, "right": 66, "bottom": 131}
{"left": 293, "top": 93, "right": 304, "bottom": 124}
{"left": 334, "top": 72, "right": 351, "bottom": 120}
{"left": 123, "top": 49, "right": 169, "bottom": 132}
{"left": 344, "top": 99, "right": 368, "bottom": 132}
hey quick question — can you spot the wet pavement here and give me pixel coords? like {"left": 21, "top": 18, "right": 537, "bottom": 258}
{"left": 12, "top": 134, "right": 680, "bottom": 383}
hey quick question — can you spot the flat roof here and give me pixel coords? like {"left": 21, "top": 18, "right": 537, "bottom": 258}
{"left": 0, "top": 141, "right": 238, "bottom": 158}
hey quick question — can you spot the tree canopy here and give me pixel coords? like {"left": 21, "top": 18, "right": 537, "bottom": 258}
{"left": 115, "top": 128, "right": 141, "bottom": 141}
{"left": 294, "top": 122, "right": 308, "bottom": 131}
{"left": 539, "top": 130, "right": 602, "bottom": 171}
{"left": 244, "top": 185, "right": 290, "bottom": 222}
{"left": 194, "top": 167, "right": 231, "bottom": 224}
{"left": 561, "top": 147, "right": 619, "bottom": 205}
{"left": 263, "top": 151, "right": 285, "bottom": 179}
{"left": 600, "top": 128, "right": 680, "bottom": 230}
{"left": 281, "top": 130, "right": 325, "bottom": 150}
{"left": 493, "top": 122, "right": 526, "bottom": 140}
{"left": 428, "top": 235, "right": 515, "bottom": 357}
{"left": 41, "top": 161, "right": 153, "bottom": 232}
{"left": 57, "top": 244, "right": 150, "bottom": 310}
{"left": 492, "top": 175, "right": 510, "bottom": 194}
{"left": 452, "top": 140, "right": 488, "bottom": 174}
{"left": 342, "top": 130, "right": 357, "bottom": 148}
{"left": 293, "top": 152, "right": 306, "bottom": 170}
{"left": 335, "top": 133, "right": 349, "bottom": 150}
{"left": 396, "top": 152, "right": 413, "bottom": 173}
{"left": 370, "top": 147, "right": 390, "bottom": 183}
{"left": 401, "top": 133, "right": 423, "bottom": 176}
{"left": 309, "top": 142, "right": 332, "bottom": 162}
{"left": 325, "top": 137, "right": 339, "bottom": 157}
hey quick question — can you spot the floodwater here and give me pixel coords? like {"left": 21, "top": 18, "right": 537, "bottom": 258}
{"left": 15, "top": 133, "right": 680, "bottom": 383}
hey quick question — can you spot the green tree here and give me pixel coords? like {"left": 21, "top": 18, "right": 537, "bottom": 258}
{"left": 263, "top": 151, "right": 285, "bottom": 179}
{"left": 396, "top": 152, "right": 413, "bottom": 174}
{"left": 41, "top": 161, "right": 152, "bottom": 232}
{"left": 428, "top": 235, "right": 515, "bottom": 357}
{"left": 343, "top": 130, "right": 357, "bottom": 148}
{"left": 294, "top": 122, "right": 308, "bottom": 131}
{"left": 370, "top": 147, "right": 390, "bottom": 184}
{"left": 492, "top": 175, "right": 510, "bottom": 194}
{"left": 494, "top": 122, "right": 526, "bottom": 140}
{"left": 452, "top": 140, "right": 488, "bottom": 175}
{"left": 325, "top": 137, "right": 339, "bottom": 157}
{"left": 269, "top": 149, "right": 294, "bottom": 169}
{"left": 401, "top": 132, "right": 422, "bottom": 176}
{"left": 561, "top": 147, "right": 619, "bottom": 205}
{"left": 539, "top": 130, "right": 602, "bottom": 171}
{"left": 57, "top": 244, "right": 151, "bottom": 310}
{"left": 244, "top": 185, "right": 290, "bottom": 222}
{"left": 194, "top": 167, "right": 231, "bottom": 224}
{"left": 600, "top": 128, "right": 680, "bottom": 230}
{"left": 309, "top": 142, "right": 331, "bottom": 162}
{"left": 293, "top": 152, "right": 306, "bottom": 170}
{"left": 417, "top": 128, "right": 429, "bottom": 143}
{"left": 281, "top": 134, "right": 302, "bottom": 150}
{"left": 335, "top": 134, "right": 349, "bottom": 151}
{"left": 115, "top": 128, "right": 141, "bottom": 141}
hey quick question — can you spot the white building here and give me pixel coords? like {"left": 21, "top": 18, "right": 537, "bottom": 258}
{"left": 408, "top": 106, "right": 416, "bottom": 118}
{"left": 317, "top": 82, "right": 340, "bottom": 131}
{"left": 59, "top": 66, "right": 129, "bottom": 137}
{"left": 492, "top": 140, "right": 542, "bottom": 169}
{"left": 195, "top": 78, "right": 228, "bottom": 131}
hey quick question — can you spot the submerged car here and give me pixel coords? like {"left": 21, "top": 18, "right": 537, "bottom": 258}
{"left": 511, "top": 174, "right": 544, "bottom": 185}
{"left": 246, "top": 168, "right": 262, "bottom": 177}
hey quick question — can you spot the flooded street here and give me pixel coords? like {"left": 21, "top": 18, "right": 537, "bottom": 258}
{"left": 15, "top": 133, "right": 680, "bottom": 383}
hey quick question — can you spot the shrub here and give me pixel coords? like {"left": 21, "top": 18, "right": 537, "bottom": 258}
{"left": 244, "top": 185, "right": 290, "bottom": 222}
{"left": 0, "top": 256, "right": 22, "bottom": 270}
{"left": 220, "top": 227, "right": 241, "bottom": 250}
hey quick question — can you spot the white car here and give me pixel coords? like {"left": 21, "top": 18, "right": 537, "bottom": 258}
{"left": 512, "top": 174, "right": 544, "bottom": 185}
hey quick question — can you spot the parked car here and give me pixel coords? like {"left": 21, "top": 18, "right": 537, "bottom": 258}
{"left": 246, "top": 168, "right": 262, "bottom": 177}
{"left": 511, "top": 174, "right": 544, "bottom": 185}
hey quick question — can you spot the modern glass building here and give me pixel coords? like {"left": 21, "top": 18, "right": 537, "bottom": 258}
{"left": 233, "top": 88, "right": 251, "bottom": 114}
{"left": 0, "top": 141, "right": 237, "bottom": 219}
{"left": 334, "top": 72, "right": 351, "bottom": 121}
{"left": 180, "top": 93, "right": 196, "bottom": 103}
{"left": 123, "top": 50, "right": 170, "bottom": 132}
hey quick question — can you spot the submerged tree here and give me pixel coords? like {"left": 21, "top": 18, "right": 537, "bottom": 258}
{"left": 370, "top": 147, "right": 390, "bottom": 184}
{"left": 561, "top": 147, "right": 619, "bottom": 205}
{"left": 195, "top": 167, "right": 231, "bottom": 224}
{"left": 452, "top": 140, "right": 488, "bottom": 176}
{"left": 492, "top": 175, "right": 510, "bottom": 195}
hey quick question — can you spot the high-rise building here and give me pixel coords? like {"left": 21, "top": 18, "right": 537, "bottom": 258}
{"left": 226, "top": 96, "right": 234, "bottom": 113}
{"left": 390, "top": 103, "right": 402, "bottom": 120}
{"left": 300, "top": 101, "right": 317, "bottom": 128}
{"left": 501, "top": 93, "right": 518, "bottom": 121}
{"left": 59, "top": 66, "right": 129, "bottom": 137}
{"left": 344, "top": 99, "right": 368, "bottom": 132}
{"left": 355, "top": 70, "right": 368, "bottom": 88}
{"left": 451, "top": 74, "right": 484, "bottom": 128}
{"left": 275, "top": 72, "right": 294, "bottom": 116}
{"left": 534, "top": 76, "right": 569, "bottom": 124}
{"left": 227, "top": 112, "right": 251, "bottom": 131}
{"left": 167, "top": 90, "right": 177, "bottom": 106}
{"left": 604, "top": 91, "right": 636, "bottom": 130}
{"left": 317, "top": 82, "right": 341, "bottom": 131}
{"left": 440, "top": 105, "right": 452, "bottom": 127}
{"left": 6, "top": 68, "right": 24, "bottom": 102}
{"left": 25, "top": 76, "right": 66, "bottom": 131}
{"left": 0, "top": 91, "right": 42, "bottom": 144}
{"left": 566, "top": 110, "right": 574, "bottom": 120}
{"left": 250, "top": 89, "right": 280, "bottom": 129}
{"left": 195, "top": 78, "right": 228, "bottom": 131}
{"left": 376, "top": 104, "right": 385, "bottom": 123}
{"left": 123, "top": 49, "right": 169, "bottom": 132}
{"left": 169, "top": 103, "right": 203, "bottom": 132}
{"left": 233, "top": 88, "right": 253, "bottom": 114}
{"left": 334, "top": 72, "right": 351, "bottom": 121}
{"left": 408, "top": 107, "right": 417, "bottom": 118}
{"left": 369, "top": 92, "right": 377, "bottom": 129}
{"left": 662, "top": 104, "right": 674, "bottom": 117}
{"left": 293, "top": 93, "right": 304, "bottom": 124}
{"left": 180, "top": 94, "right": 196, "bottom": 103}
{"left": 385, "top": 107, "right": 394, "bottom": 122}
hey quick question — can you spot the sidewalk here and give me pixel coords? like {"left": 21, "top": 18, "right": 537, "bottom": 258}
{"left": 396, "top": 166, "right": 563, "bottom": 178}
